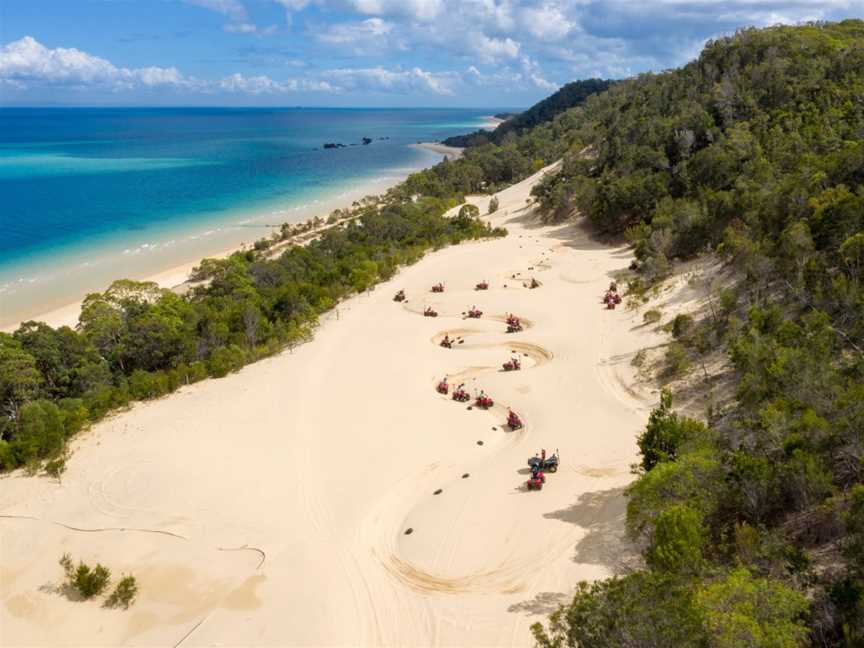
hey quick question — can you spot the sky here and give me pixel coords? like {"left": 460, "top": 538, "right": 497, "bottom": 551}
{"left": 0, "top": 0, "right": 861, "bottom": 108}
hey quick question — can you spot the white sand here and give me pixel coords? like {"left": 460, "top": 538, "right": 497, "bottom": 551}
{"left": 0, "top": 165, "right": 664, "bottom": 646}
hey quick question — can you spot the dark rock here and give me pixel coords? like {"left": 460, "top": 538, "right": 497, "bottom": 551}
{"left": 362, "top": 137, "right": 372, "bottom": 145}
{"left": 404, "top": 527, "right": 414, "bottom": 535}
{"left": 434, "top": 489, "right": 443, "bottom": 495}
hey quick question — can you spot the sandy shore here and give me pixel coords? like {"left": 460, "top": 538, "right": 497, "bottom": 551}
{"left": 1, "top": 148, "right": 453, "bottom": 334}
{"left": 414, "top": 142, "right": 464, "bottom": 159}
{"left": 0, "top": 164, "right": 666, "bottom": 646}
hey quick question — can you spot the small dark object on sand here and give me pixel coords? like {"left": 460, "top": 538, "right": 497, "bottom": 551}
{"left": 434, "top": 489, "right": 443, "bottom": 495}
{"left": 462, "top": 473, "right": 470, "bottom": 479}
{"left": 492, "top": 426, "right": 497, "bottom": 431}
{"left": 405, "top": 528, "right": 414, "bottom": 535}
{"left": 477, "top": 440, "right": 484, "bottom": 445}
{"left": 467, "top": 406, "right": 473, "bottom": 410}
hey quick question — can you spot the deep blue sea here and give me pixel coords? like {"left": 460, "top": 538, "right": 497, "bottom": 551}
{"left": 0, "top": 107, "right": 493, "bottom": 325}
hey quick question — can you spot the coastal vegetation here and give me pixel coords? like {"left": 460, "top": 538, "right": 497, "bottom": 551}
{"left": 58, "top": 554, "right": 138, "bottom": 608}
{"left": 0, "top": 103, "right": 580, "bottom": 472}
{"left": 529, "top": 19, "right": 864, "bottom": 647}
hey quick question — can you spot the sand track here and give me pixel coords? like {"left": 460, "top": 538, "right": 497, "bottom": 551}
{"left": 0, "top": 162, "right": 653, "bottom": 647}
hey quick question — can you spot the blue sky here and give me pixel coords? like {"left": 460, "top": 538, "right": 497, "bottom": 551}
{"left": 0, "top": 0, "right": 861, "bottom": 107}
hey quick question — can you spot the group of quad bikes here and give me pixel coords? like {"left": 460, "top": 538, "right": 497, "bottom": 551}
{"left": 436, "top": 378, "right": 524, "bottom": 426}
{"left": 603, "top": 281, "right": 622, "bottom": 309}
{"left": 526, "top": 449, "right": 560, "bottom": 491}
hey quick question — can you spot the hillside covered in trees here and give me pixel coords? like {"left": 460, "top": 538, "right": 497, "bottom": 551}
{"left": 527, "top": 20, "right": 864, "bottom": 648}
{"left": 3, "top": 17, "right": 864, "bottom": 647}
{"left": 442, "top": 78, "right": 612, "bottom": 148}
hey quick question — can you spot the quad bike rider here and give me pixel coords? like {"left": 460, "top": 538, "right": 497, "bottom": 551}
{"left": 526, "top": 467, "right": 545, "bottom": 490}
{"left": 467, "top": 305, "right": 483, "bottom": 318}
{"left": 475, "top": 280, "right": 489, "bottom": 291}
{"left": 506, "top": 314, "right": 523, "bottom": 333}
{"left": 503, "top": 356, "right": 521, "bottom": 371}
{"left": 436, "top": 377, "right": 449, "bottom": 394}
{"left": 529, "top": 278, "right": 541, "bottom": 289}
{"left": 393, "top": 289, "right": 405, "bottom": 302}
{"left": 440, "top": 334, "right": 453, "bottom": 348}
{"left": 475, "top": 391, "right": 494, "bottom": 409}
{"left": 528, "top": 448, "right": 559, "bottom": 473}
{"left": 507, "top": 409, "right": 524, "bottom": 430}
{"left": 431, "top": 283, "right": 444, "bottom": 293}
{"left": 424, "top": 306, "right": 438, "bottom": 317}
{"left": 452, "top": 384, "right": 470, "bottom": 402}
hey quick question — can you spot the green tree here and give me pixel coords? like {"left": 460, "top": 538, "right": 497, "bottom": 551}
{"left": 646, "top": 504, "right": 706, "bottom": 574}
{"left": 696, "top": 568, "right": 809, "bottom": 648}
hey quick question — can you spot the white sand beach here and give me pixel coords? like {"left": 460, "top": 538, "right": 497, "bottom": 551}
{"left": 0, "top": 165, "right": 664, "bottom": 646}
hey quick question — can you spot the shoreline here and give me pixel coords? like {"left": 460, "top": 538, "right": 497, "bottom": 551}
{"left": 1, "top": 144, "right": 453, "bottom": 333}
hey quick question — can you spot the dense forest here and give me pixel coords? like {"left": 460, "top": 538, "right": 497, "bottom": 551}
{"left": 527, "top": 20, "right": 864, "bottom": 648}
{"left": 442, "top": 78, "right": 612, "bottom": 148}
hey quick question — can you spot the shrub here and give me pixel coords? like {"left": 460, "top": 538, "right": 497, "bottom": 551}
{"left": 105, "top": 575, "right": 138, "bottom": 609}
{"left": 60, "top": 554, "right": 111, "bottom": 599}
{"left": 664, "top": 341, "right": 691, "bottom": 377}
{"left": 643, "top": 309, "right": 662, "bottom": 324}
{"left": 488, "top": 195, "right": 499, "bottom": 213}
{"left": 647, "top": 505, "right": 705, "bottom": 574}
{"left": 44, "top": 456, "right": 66, "bottom": 482}
{"left": 696, "top": 568, "right": 809, "bottom": 648}
{"left": 636, "top": 390, "right": 708, "bottom": 472}
{"left": 672, "top": 313, "right": 695, "bottom": 339}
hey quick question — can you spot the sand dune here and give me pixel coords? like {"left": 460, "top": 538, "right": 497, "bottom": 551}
{"left": 0, "top": 165, "right": 666, "bottom": 646}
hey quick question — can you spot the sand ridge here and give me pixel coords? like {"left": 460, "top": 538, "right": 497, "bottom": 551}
{"left": 0, "top": 164, "right": 666, "bottom": 646}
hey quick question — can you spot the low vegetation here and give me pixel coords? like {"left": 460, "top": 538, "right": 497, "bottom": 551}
{"left": 59, "top": 554, "right": 111, "bottom": 600}
{"left": 59, "top": 554, "right": 138, "bottom": 608}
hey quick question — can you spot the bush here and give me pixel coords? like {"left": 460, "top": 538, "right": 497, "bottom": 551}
{"left": 672, "top": 313, "right": 695, "bottom": 339}
{"left": 636, "top": 390, "right": 708, "bottom": 472}
{"left": 696, "top": 568, "right": 809, "bottom": 648}
{"left": 664, "top": 341, "right": 691, "bottom": 377}
{"left": 647, "top": 505, "right": 705, "bottom": 574}
{"left": 60, "top": 554, "right": 111, "bottom": 599}
{"left": 488, "top": 195, "right": 499, "bottom": 213}
{"left": 105, "top": 575, "right": 138, "bottom": 609}
{"left": 531, "top": 572, "right": 709, "bottom": 648}
{"left": 44, "top": 456, "right": 66, "bottom": 481}
{"left": 208, "top": 345, "right": 247, "bottom": 378}
{"left": 643, "top": 309, "right": 662, "bottom": 324}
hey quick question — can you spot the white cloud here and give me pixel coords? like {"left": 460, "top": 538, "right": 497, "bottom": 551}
{"left": 184, "top": 0, "right": 248, "bottom": 22}
{"left": 0, "top": 37, "right": 339, "bottom": 96}
{"left": 347, "top": 0, "right": 445, "bottom": 21}
{"left": 316, "top": 17, "right": 394, "bottom": 49}
{"left": 520, "top": 4, "right": 576, "bottom": 41}
{"left": 0, "top": 36, "right": 194, "bottom": 90}
{"left": 472, "top": 34, "right": 521, "bottom": 63}
{"left": 218, "top": 72, "right": 336, "bottom": 93}
{"left": 322, "top": 66, "right": 455, "bottom": 95}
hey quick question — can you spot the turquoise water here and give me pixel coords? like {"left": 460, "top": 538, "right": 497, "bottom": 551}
{"left": 0, "top": 107, "right": 490, "bottom": 325}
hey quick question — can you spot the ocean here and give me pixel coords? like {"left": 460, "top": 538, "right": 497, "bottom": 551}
{"left": 0, "top": 107, "right": 492, "bottom": 327}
